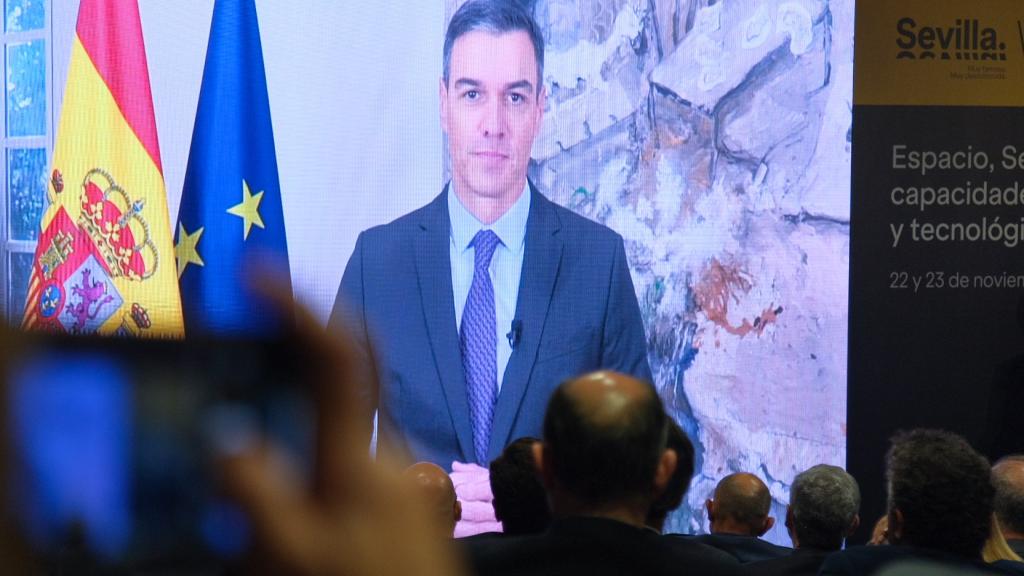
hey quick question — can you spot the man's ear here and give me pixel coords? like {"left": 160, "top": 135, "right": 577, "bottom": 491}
{"left": 653, "top": 448, "right": 678, "bottom": 495}
{"left": 533, "top": 441, "right": 555, "bottom": 490}
{"left": 785, "top": 506, "right": 798, "bottom": 548}
{"left": 454, "top": 500, "right": 463, "bottom": 523}
{"left": 846, "top": 513, "right": 861, "bottom": 537}
{"left": 888, "top": 508, "right": 904, "bottom": 543}
{"left": 758, "top": 516, "right": 775, "bottom": 536}
{"left": 705, "top": 498, "right": 715, "bottom": 523}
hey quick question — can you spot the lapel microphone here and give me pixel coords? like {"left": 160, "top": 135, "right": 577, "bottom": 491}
{"left": 506, "top": 319, "right": 522, "bottom": 349}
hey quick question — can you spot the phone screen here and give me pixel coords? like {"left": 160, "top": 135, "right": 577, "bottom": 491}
{"left": 3, "top": 335, "right": 312, "bottom": 568}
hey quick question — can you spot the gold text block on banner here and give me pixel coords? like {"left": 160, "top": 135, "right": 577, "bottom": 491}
{"left": 855, "top": 0, "right": 1024, "bottom": 107}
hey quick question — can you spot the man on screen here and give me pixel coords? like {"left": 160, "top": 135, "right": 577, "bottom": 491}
{"left": 329, "top": 0, "right": 651, "bottom": 469}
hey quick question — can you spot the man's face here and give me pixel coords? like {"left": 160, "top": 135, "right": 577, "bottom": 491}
{"left": 441, "top": 30, "right": 545, "bottom": 203}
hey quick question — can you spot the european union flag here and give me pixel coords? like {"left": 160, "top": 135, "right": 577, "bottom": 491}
{"left": 175, "top": 0, "right": 291, "bottom": 335}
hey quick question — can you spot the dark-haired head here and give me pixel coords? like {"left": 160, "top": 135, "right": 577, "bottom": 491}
{"left": 490, "top": 437, "right": 550, "bottom": 535}
{"left": 443, "top": 0, "right": 545, "bottom": 93}
{"left": 886, "top": 429, "right": 992, "bottom": 558}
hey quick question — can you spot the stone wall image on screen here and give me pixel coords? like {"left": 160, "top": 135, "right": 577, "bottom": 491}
{"left": 446, "top": 0, "right": 851, "bottom": 542}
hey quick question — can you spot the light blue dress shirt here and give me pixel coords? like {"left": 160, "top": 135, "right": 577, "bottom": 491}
{"left": 449, "top": 183, "right": 530, "bottom": 393}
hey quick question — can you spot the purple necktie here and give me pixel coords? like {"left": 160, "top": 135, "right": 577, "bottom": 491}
{"left": 461, "top": 229, "right": 501, "bottom": 464}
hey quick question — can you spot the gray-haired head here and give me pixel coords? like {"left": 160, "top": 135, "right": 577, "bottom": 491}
{"left": 993, "top": 454, "right": 1024, "bottom": 536}
{"left": 443, "top": 0, "right": 545, "bottom": 93}
{"left": 789, "top": 464, "right": 861, "bottom": 551}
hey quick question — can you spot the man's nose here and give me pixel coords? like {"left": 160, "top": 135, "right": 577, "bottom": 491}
{"left": 480, "top": 98, "right": 507, "bottom": 137}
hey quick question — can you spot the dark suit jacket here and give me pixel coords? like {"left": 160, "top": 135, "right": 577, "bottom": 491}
{"left": 741, "top": 547, "right": 830, "bottom": 576}
{"left": 818, "top": 545, "right": 1013, "bottom": 575}
{"left": 330, "top": 185, "right": 652, "bottom": 467}
{"left": 993, "top": 560, "right": 1024, "bottom": 575}
{"left": 465, "top": 517, "right": 742, "bottom": 576}
{"left": 681, "top": 533, "right": 791, "bottom": 563}
{"left": 1010, "top": 539, "right": 1024, "bottom": 559}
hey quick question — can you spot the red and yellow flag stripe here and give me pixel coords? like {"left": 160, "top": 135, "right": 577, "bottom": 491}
{"left": 22, "top": 0, "right": 183, "bottom": 337}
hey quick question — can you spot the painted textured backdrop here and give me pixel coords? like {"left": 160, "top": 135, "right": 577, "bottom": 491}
{"left": 447, "top": 0, "right": 852, "bottom": 541}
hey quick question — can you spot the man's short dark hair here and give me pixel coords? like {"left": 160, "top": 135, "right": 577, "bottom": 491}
{"left": 490, "top": 437, "right": 550, "bottom": 535}
{"left": 543, "top": 377, "right": 667, "bottom": 504}
{"left": 886, "top": 429, "right": 993, "bottom": 558}
{"left": 648, "top": 420, "right": 694, "bottom": 524}
{"left": 443, "top": 0, "right": 545, "bottom": 91}
{"left": 789, "top": 464, "right": 860, "bottom": 551}
{"left": 993, "top": 454, "right": 1024, "bottom": 535}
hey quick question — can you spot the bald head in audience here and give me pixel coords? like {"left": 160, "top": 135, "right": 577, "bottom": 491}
{"left": 534, "top": 370, "right": 676, "bottom": 526}
{"left": 706, "top": 472, "right": 775, "bottom": 536}
{"left": 993, "top": 455, "right": 1024, "bottom": 549}
{"left": 403, "top": 462, "right": 462, "bottom": 537}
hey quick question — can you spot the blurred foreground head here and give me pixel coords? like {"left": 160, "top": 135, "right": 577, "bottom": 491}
{"left": 489, "top": 437, "right": 549, "bottom": 535}
{"left": 534, "top": 371, "right": 675, "bottom": 525}
{"left": 885, "top": 429, "right": 992, "bottom": 558}
{"left": 787, "top": 464, "right": 860, "bottom": 550}
{"left": 706, "top": 472, "right": 774, "bottom": 537}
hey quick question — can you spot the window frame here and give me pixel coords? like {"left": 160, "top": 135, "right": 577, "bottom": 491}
{"left": 0, "top": 0, "right": 53, "bottom": 323}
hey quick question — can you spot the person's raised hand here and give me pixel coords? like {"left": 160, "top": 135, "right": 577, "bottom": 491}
{"left": 218, "top": 283, "right": 464, "bottom": 576}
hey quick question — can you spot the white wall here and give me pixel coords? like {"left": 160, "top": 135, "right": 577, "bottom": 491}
{"left": 52, "top": 1, "right": 447, "bottom": 323}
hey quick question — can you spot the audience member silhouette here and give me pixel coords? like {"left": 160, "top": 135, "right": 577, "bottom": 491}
{"left": 692, "top": 472, "right": 791, "bottom": 562}
{"left": 465, "top": 371, "right": 741, "bottom": 576}
{"left": 488, "top": 437, "right": 550, "bottom": 536}
{"left": 745, "top": 464, "right": 860, "bottom": 575}
{"left": 819, "top": 429, "right": 1015, "bottom": 575}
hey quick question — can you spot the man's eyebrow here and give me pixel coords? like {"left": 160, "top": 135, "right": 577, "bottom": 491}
{"left": 451, "top": 79, "right": 536, "bottom": 93}
{"left": 505, "top": 80, "right": 534, "bottom": 93}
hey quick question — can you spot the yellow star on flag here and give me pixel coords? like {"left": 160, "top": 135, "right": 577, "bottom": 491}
{"left": 175, "top": 223, "right": 205, "bottom": 278}
{"left": 227, "top": 179, "right": 265, "bottom": 240}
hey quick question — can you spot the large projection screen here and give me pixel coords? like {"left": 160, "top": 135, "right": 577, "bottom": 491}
{"left": 39, "top": 0, "right": 852, "bottom": 542}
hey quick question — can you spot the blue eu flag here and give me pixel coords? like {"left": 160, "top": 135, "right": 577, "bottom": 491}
{"left": 175, "top": 0, "right": 291, "bottom": 335}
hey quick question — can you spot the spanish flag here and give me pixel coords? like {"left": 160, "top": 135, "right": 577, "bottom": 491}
{"left": 21, "top": 0, "right": 184, "bottom": 337}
